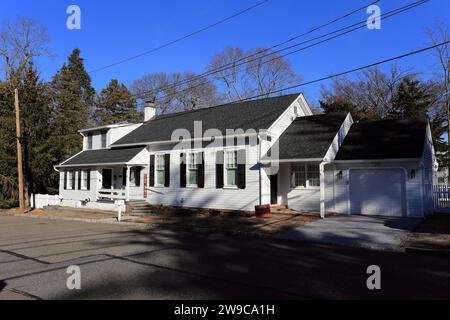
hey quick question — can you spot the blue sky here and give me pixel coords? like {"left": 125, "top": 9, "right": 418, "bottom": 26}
{"left": 0, "top": 0, "right": 449, "bottom": 104}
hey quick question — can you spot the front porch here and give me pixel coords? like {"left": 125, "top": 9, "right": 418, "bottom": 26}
{"left": 264, "top": 161, "right": 327, "bottom": 217}
{"left": 97, "top": 165, "right": 146, "bottom": 202}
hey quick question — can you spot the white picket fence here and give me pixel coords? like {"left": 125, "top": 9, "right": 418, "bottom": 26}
{"left": 30, "top": 194, "right": 126, "bottom": 212}
{"left": 432, "top": 185, "right": 450, "bottom": 211}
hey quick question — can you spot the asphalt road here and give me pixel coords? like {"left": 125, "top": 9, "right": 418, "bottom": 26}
{"left": 0, "top": 215, "right": 449, "bottom": 300}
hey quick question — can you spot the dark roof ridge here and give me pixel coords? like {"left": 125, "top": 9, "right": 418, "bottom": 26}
{"left": 149, "top": 93, "right": 302, "bottom": 123}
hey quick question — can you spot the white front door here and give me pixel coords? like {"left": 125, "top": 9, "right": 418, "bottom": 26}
{"left": 350, "top": 169, "right": 405, "bottom": 217}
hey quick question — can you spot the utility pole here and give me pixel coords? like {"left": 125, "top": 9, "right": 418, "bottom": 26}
{"left": 14, "top": 89, "right": 24, "bottom": 211}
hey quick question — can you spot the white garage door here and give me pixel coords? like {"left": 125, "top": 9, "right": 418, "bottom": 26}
{"left": 350, "top": 169, "right": 405, "bottom": 217}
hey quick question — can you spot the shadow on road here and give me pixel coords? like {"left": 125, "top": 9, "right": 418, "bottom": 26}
{"left": 46, "top": 225, "right": 450, "bottom": 300}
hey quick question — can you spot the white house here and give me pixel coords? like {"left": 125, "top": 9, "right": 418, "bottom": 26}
{"left": 55, "top": 93, "right": 436, "bottom": 218}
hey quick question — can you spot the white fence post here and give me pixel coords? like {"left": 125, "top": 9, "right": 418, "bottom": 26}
{"left": 432, "top": 185, "right": 450, "bottom": 212}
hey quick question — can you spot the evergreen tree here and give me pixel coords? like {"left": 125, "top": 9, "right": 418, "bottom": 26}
{"left": 0, "top": 82, "right": 18, "bottom": 207}
{"left": 319, "top": 99, "right": 365, "bottom": 121}
{"left": 94, "top": 79, "right": 140, "bottom": 126}
{"left": 388, "top": 78, "right": 431, "bottom": 120}
{"left": 50, "top": 49, "right": 95, "bottom": 162}
{"left": 21, "top": 64, "right": 55, "bottom": 194}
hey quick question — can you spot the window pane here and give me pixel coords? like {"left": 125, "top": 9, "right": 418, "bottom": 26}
{"left": 87, "top": 135, "right": 93, "bottom": 149}
{"left": 101, "top": 131, "right": 107, "bottom": 148}
{"left": 226, "top": 151, "right": 237, "bottom": 169}
{"left": 227, "top": 169, "right": 237, "bottom": 186}
{"left": 68, "top": 171, "right": 73, "bottom": 189}
{"left": 81, "top": 170, "right": 88, "bottom": 189}
{"left": 130, "top": 168, "right": 136, "bottom": 186}
{"left": 157, "top": 170, "right": 165, "bottom": 186}
{"left": 292, "top": 165, "right": 306, "bottom": 188}
{"left": 189, "top": 171, "right": 198, "bottom": 185}
{"left": 307, "top": 164, "right": 320, "bottom": 187}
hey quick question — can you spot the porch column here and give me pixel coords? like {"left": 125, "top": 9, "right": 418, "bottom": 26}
{"left": 125, "top": 166, "right": 131, "bottom": 202}
{"left": 320, "top": 162, "right": 326, "bottom": 219}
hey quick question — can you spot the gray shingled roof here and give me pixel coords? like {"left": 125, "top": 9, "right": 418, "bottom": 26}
{"left": 59, "top": 147, "right": 146, "bottom": 166}
{"left": 335, "top": 118, "right": 428, "bottom": 160}
{"left": 269, "top": 113, "right": 348, "bottom": 160}
{"left": 112, "top": 94, "right": 301, "bottom": 146}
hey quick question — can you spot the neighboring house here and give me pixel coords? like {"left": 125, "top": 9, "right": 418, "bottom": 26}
{"left": 437, "top": 169, "right": 449, "bottom": 185}
{"left": 55, "top": 93, "right": 436, "bottom": 218}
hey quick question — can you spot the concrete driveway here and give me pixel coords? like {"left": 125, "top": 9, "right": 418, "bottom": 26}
{"left": 278, "top": 215, "right": 422, "bottom": 251}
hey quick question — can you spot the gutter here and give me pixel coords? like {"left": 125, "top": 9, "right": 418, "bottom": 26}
{"left": 56, "top": 162, "right": 148, "bottom": 169}
{"left": 332, "top": 158, "right": 422, "bottom": 164}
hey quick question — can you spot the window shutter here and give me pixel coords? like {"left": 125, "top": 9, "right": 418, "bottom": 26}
{"left": 64, "top": 171, "right": 67, "bottom": 190}
{"left": 197, "top": 152, "right": 205, "bottom": 188}
{"left": 71, "top": 171, "right": 76, "bottom": 190}
{"left": 78, "top": 170, "right": 82, "bottom": 190}
{"left": 164, "top": 154, "right": 170, "bottom": 187}
{"left": 180, "top": 153, "right": 187, "bottom": 188}
{"left": 135, "top": 167, "right": 141, "bottom": 187}
{"left": 149, "top": 155, "right": 155, "bottom": 187}
{"left": 237, "top": 150, "right": 246, "bottom": 189}
{"left": 87, "top": 170, "right": 91, "bottom": 191}
{"left": 122, "top": 167, "right": 127, "bottom": 186}
{"left": 216, "top": 151, "right": 224, "bottom": 189}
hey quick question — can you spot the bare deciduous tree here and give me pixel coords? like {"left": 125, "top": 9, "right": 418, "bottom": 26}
{"left": 0, "top": 17, "right": 50, "bottom": 85}
{"left": 207, "top": 47, "right": 248, "bottom": 102}
{"left": 428, "top": 22, "right": 450, "bottom": 177}
{"left": 207, "top": 46, "right": 300, "bottom": 103}
{"left": 320, "top": 65, "right": 413, "bottom": 120}
{"left": 246, "top": 48, "right": 299, "bottom": 99}
{"left": 130, "top": 72, "right": 223, "bottom": 114}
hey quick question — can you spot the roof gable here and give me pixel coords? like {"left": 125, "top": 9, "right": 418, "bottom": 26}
{"left": 271, "top": 113, "right": 348, "bottom": 160}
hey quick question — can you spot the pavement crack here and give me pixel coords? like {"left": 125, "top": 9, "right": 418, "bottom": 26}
{"left": 9, "top": 288, "right": 43, "bottom": 300}
{"left": 0, "top": 249, "right": 50, "bottom": 265}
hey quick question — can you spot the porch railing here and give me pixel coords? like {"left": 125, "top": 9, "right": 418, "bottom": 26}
{"left": 98, "top": 188, "right": 126, "bottom": 200}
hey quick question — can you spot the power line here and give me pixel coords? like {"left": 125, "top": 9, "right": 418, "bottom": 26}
{"left": 145, "top": 0, "right": 428, "bottom": 103}
{"left": 235, "top": 41, "right": 450, "bottom": 103}
{"left": 88, "top": 0, "right": 269, "bottom": 74}
{"left": 133, "top": 0, "right": 381, "bottom": 97}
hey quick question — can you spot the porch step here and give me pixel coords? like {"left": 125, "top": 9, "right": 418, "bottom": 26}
{"left": 270, "top": 205, "right": 295, "bottom": 215}
{"left": 127, "top": 201, "right": 153, "bottom": 216}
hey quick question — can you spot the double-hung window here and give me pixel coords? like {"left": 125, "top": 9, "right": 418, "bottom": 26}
{"left": 101, "top": 131, "right": 107, "bottom": 148}
{"left": 67, "top": 171, "right": 74, "bottom": 190}
{"left": 80, "top": 170, "right": 89, "bottom": 190}
{"left": 87, "top": 134, "right": 93, "bottom": 150}
{"left": 225, "top": 150, "right": 238, "bottom": 187}
{"left": 156, "top": 155, "right": 165, "bottom": 186}
{"left": 188, "top": 153, "right": 198, "bottom": 186}
{"left": 291, "top": 164, "right": 320, "bottom": 188}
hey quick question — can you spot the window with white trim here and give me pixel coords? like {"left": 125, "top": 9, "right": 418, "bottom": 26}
{"left": 101, "top": 131, "right": 107, "bottom": 148}
{"left": 291, "top": 164, "right": 320, "bottom": 188}
{"left": 225, "top": 150, "right": 238, "bottom": 187}
{"left": 67, "top": 171, "right": 74, "bottom": 190}
{"left": 130, "top": 167, "right": 141, "bottom": 187}
{"left": 81, "top": 170, "right": 88, "bottom": 190}
{"left": 156, "top": 155, "right": 165, "bottom": 186}
{"left": 87, "top": 134, "right": 93, "bottom": 150}
{"left": 188, "top": 153, "right": 198, "bottom": 186}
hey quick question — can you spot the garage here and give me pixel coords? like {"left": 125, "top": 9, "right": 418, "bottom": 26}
{"left": 350, "top": 169, "right": 405, "bottom": 217}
